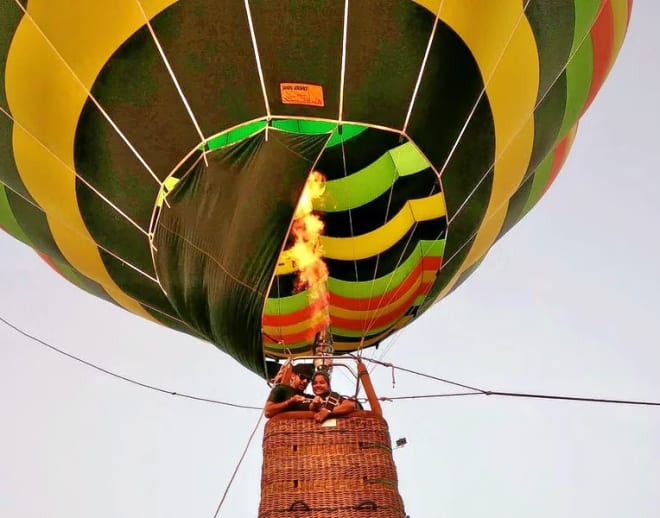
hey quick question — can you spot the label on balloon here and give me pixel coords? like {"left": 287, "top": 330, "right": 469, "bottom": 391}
{"left": 280, "top": 83, "right": 325, "bottom": 107}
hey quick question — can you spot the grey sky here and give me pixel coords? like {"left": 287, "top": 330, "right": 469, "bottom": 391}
{"left": 1, "top": 4, "right": 659, "bottom": 517}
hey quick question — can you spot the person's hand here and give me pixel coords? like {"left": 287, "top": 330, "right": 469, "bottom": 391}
{"left": 309, "top": 396, "right": 323, "bottom": 411}
{"left": 313, "top": 407, "right": 331, "bottom": 423}
{"left": 289, "top": 395, "right": 305, "bottom": 405}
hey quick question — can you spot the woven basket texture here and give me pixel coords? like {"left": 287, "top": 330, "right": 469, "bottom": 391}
{"left": 259, "top": 411, "right": 406, "bottom": 517}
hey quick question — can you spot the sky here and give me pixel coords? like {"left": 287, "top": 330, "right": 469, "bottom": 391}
{"left": 1, "top": 4, "right": 659, "bottom": 518}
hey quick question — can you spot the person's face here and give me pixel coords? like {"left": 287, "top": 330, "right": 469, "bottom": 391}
{"left": 312, "top": 374, "right": 329, "bottom": 396}
{"left": 291, "top": 373, "right": 309, "bottom": 391}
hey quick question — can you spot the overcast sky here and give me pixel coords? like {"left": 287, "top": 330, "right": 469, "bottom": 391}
{"left": 1, "top": 4, "right": 659, "bottom": 518}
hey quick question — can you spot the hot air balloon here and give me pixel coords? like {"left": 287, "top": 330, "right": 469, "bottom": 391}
{"left": 0, "top": 1, "right": 632, "bottom": 516}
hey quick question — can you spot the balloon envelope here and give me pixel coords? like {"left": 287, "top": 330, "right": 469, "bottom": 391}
{"left": 0, "top": 1, "right": 631, "bottom": 377}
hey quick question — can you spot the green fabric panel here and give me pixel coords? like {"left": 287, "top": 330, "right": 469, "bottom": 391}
{"left": 153, "top": 130, "right": 330, "bottom": 377}
{"left": 448, "top": 256, "right": 485, "bottom": 297}
{"left": 0, "top": 185, "right": 30, "bottom": 245}
{"left": 317, "top": 128, "right": 402, "bottom": 181}
{"left": 97, "top": 249, "right": 183, "bottom": 320}
{"left": 0, "top": 4, "right": 33, "bottom": 202}
{"left": 328, "top": 239, "right": 444, "bottom": 298}
{"left": 390, "top": 142, "right": 432, "bottom": 177}
{"left": 571, "top": 0, "right": 602, "bottom": 55}
{"left": 272, "top": 119, "right": 336, "bottom": 135}
{"left": 526, "top": 0, "right": 575, "bottom": 99}
{"left": 318, "top": 142, "right": 430, "bottom": 212}
{"left": 522, "top": 151, "right": 555, "bottom": 216}
{"left": 0, "top": 1, "right": 21, "bottom": 109}
{"left": 405, "top": 18, "right": 494, "bottom": 307}
{"left": 82, "top": 25, "right": 199, "bottom": 181}
{"left": 151, "top": 0, "right": 265, "bottom": 136}
{"left": 205, "top": 120, "right": 367, "bottom": 152}
{"left": 206, "top": 121, "right": 267, "bottom": 151}
{"left": 74, "top": 178, "right": 155, "bottom": 276}
{"left": 343, "top": 0, "right": 435, "bottom": 128}
{"left": 3, "top": 188, "right": 113, "bottom": 303}
{"left": 326, "top": 124, "right": 367, "bottom": 148}
{"left": 0, "top": 186, "right": 112, "bottom": 302}
{"left": 319, "top": 151, "right": 397, "bottom": 212}
{"left": 265, "top": 239, "right": 444, "bottom": 314}
{"left": 558, "top": 36, "right": 594, "bottom": 139}
{"left": 250, "top": 0, "right": 344, "bottom": 120}
{"left": 527, "top": 73, "right": 569, "bottom": 172}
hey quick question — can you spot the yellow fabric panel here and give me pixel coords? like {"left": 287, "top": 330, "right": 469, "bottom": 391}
{"left": 322, "top": 193, "right": 446, "bottom": 260}
{"left": 6, "top": 0, "right": 175, "bottom": 318}
{"left": 411, "top": 1, "right": 539, "bottom": 302}
{"left": 610, "top": 0, "right": 630, "bottom": 73}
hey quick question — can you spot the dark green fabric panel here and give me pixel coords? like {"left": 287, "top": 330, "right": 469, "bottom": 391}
{"left": 153, "top": 130, "right": 329, "bottom": 376}
{"left": 527, "top": 72, "right": 568, "bottom": 174}
{"left": 0, "top": 1, "right": 22, "bottom": 109}
{"left": 74, "top": 102, "right": 161, "bottom": 231}
{"left": 316, "top": 128, "right": 402, "bottom": 180}
{"left": 250, "top": 0, "right": 344, "bottom": 119}
{"left": 4, "top": 189, "right": 113, "bottom": 303}
{"left": 86, "top": 25, "right": 199, "bottom": 181}
{"left": 427, "top": 98, "right": 494, "bottom": 254}
{"left": 0, "top": 117, "right": 33, "bottom": 202}
{"left": 498, "top": 170, "right": 536, "bottom": 240}
{"left": 343, "top": 0, "right": 434, "bottom": 129}
{"left": 323, "top": 167, "right": 439, "bottom": 237}
{"left": 75, "top": 180, "right": 155, "bottom": 276}
{"left": 0, "top": 3, "right": 33, "bottom": 202}
{"left": 498, "top": 73, "right": 568, "bottom": 239}
{"left": 419, "top": 177, "right": 492, "bottom": 311}
{"left": 151, "top": 0, "right": 265, "bottom": 135}
{"left": 405, "top": 19, "right": 495, "bottom": 217}
{"left": 141, "top": 304, "right": 206, "bottom": 342}
{"left": 447, "top": 256, "right": 485, "bottom": 297}
{"left": 527, "top": 0, "right": 575, "bottom": 100}
{"left": 97, "top": 250, "right": 181, "bottom": 320}
{"left": 324, "top": 219, "right": 445, "bottom": 283}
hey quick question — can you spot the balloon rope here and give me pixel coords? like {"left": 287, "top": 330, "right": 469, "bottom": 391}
{"left": 212, "top": 413, "right": 263, "bottom": 518}
{"left": 0, "top": 314, "right": 263, "bottom": 410}
{"left": 380, "top": 391, "right": 660, "bottom": 407}
{"left": 364, "top": 358, "right": 660, "bottom": 407}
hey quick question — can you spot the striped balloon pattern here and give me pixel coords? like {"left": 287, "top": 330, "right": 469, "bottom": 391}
{"left": 0, "top": 1, "right": 632, "bottom": 377}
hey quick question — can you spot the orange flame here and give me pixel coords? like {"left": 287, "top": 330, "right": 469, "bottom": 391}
{"left": 290, "top": 171, "right": 330, "bottom": 332}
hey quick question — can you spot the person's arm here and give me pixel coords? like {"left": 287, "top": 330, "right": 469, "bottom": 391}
{"left": 308, "top": 395, "right": 324, "bottom": 412}
{"left": 313, "top": 397, "right": 356, "bottom": 423}
{"left": 264, "top": 393, "right": 306, "bottom": 418}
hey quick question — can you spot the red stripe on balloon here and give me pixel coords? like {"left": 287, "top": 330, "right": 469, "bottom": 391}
{"left": 584, "top": 0, "right": 615, "bottom": 113}
{"left": 543, "top": 135, "right": 573, "bottom": 194}
{"left": 263, "top": 255, "right": 441, "bottom": 327}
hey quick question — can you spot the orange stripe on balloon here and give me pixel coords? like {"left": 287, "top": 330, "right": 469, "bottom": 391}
{"left": 584, "top": 0, "right": 615, "bottom": 112}
{"left": 329, "top": 256, "right": 440, "bottom": 312}
{"left": 262, "top": 256, "right": 441, "bottom": 327}
{"left": 543, "top": 129, "right": 576, "bottom": 194}
{"left": 37, "top": 251, "right": 66, "bottom": 280}
{"left": 331, "top": 281, "right": 432, "bottom": 331}
{"left": 263, "top": 279, "right": 432, "bottom": 342}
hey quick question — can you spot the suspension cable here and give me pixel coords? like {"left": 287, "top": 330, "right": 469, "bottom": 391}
{"left": 212, "top": 413, "right": 264, "bottom": 517}
{"left": 0, "top": 315, "right": 262, "bottom": 410}
{"left": 364, "top": 357, "right": 660, "bottom": 407}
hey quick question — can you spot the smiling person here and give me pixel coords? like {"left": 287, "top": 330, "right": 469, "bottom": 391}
{"left": 308, "top": 370, "right": 357, "bottom": 423}
{"left": 264, "top": 364, "right": 314, "bottom": 418}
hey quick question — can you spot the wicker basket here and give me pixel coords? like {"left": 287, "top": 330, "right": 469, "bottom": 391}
{"left": 259, "top": 411, "right": 406, "bottom": 517}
